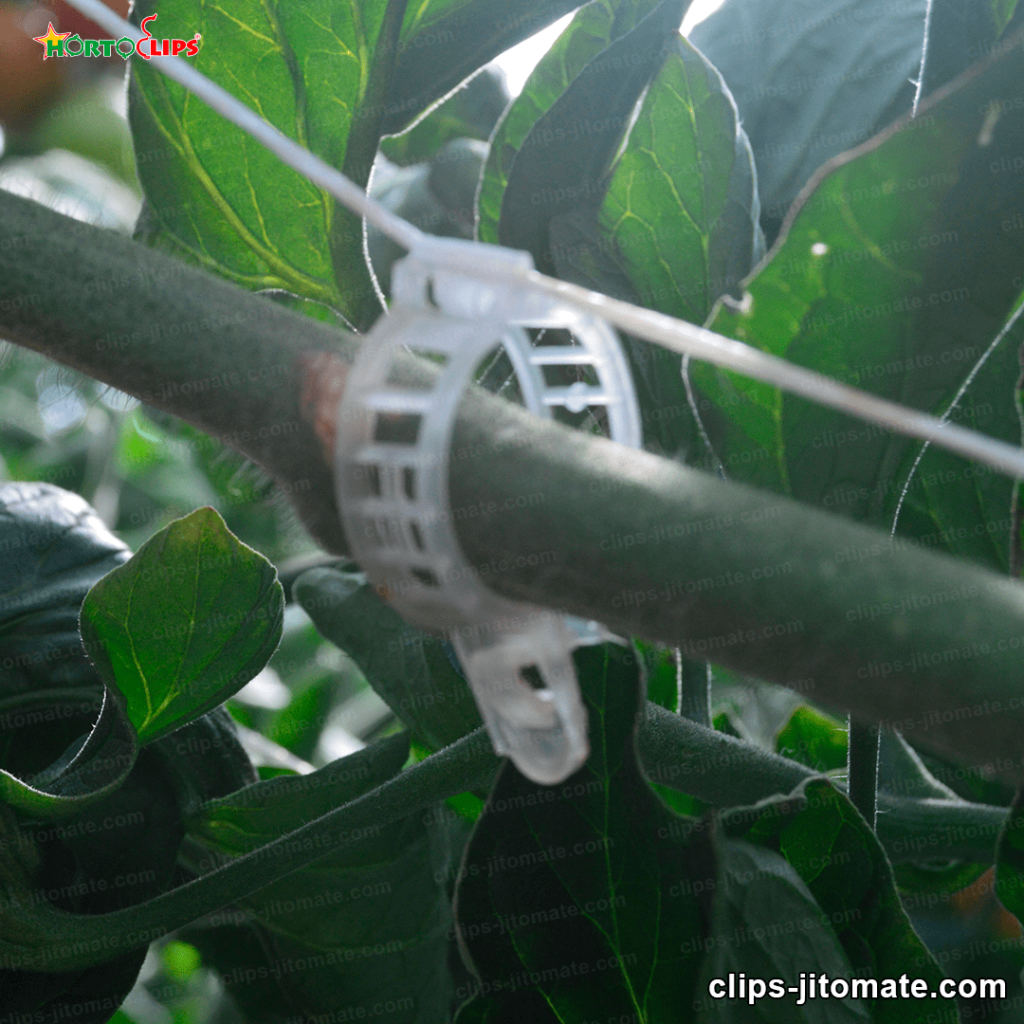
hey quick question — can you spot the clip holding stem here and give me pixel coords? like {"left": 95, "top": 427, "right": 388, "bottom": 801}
{"left": 336, "top": 240, "right": 642, "bottom": 784}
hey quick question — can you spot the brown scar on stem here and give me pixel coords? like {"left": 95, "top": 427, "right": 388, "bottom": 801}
{"left": 298, "top": 350, "right": 349, "bottom": 463}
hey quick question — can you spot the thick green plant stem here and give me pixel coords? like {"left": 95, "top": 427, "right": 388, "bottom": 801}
{"left": 5, "top": 192, "right": 1024, "bottom": 780}
{"left": 848, "top": 720, "right": 880, "bottom": 829}
{"left": 0, "top": 708, "right": 1005, "bottom": 974}
{"left": 640, "top": 706, "right": 1005, "bottom": 863}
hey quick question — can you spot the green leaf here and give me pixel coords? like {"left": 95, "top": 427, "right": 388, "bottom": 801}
{"left": 889, "top": 307, "right": 1023, "bottom": 572}
{"left": 186, "top": 734, "right": 466, "bottom": 1023}
{"left": 721, "top": 779, "right": 960, "bottom": 1023}
{"left": 636, "top": 639, "right": 679, "bottom": 711}
{"left": 775, "top": 705, "right": 847, "bottom": 773}
{"left": 693, "top": 841, "right": 870, "bottom": 1023}
{"left": 81, "top": 507, "right": 282, "bottom": 746}
{"left": 483, "top": 0, "right": 735, "bottom": 461}
{"left": 476, "top": 0, "right": 661, "bottom": 245}
{"left": 294, "top": 566, "right": 482, "bottom": 750}
{"left": 0, "top": 482, "right": 129, "bottom": 696}
{"left": 691, "top": 0, "right": 927, "bottom": 236}
{"left": 384, "top": 0, "right": 590, "bottom": 137}
{"left": 455, "top": 643, "right": 713, "bottom": 1021}
{"left": 0, "top": 508, "right": 275, "bottom": 819}
{"left": 497, "top": 0, "right": 690, "bottom": 276}
{"left": 688, "top": 35, "right": 1024, "bottom": 561}
{"left": 128, "top": 0, "right": 400, "bottom": 329}
{"left": 598, "top": 35, "right": 764, "bottom": 325}
{"left": 0, "top": 487, "right": 254, "bottom": 828}
{"left": 995, "top": 0, "right": 1023, "bottom": 33}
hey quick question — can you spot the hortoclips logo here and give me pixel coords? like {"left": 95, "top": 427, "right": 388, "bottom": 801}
{"left": 34, "top": 13, "right": 200, "bottom": 61}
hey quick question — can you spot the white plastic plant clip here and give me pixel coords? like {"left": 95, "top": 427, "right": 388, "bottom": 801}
{"left": 335, "top": 238, "right": 641, "bottom": 784}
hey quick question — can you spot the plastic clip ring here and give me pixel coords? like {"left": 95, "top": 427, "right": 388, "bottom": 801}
{"left": 335, "top": 244, "right": 641, "bottom": 783}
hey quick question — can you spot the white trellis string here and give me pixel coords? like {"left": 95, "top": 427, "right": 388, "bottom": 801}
{"left": 63, "top": 0, "right": 1024, "bottom": 482}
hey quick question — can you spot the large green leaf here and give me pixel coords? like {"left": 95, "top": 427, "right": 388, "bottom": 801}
{"left": 691, "top": 0, "right": 927, "bottom": 238}
{"left": 383, "top": 0, "right": 588, "bottom": 137}
{"left": 720, "top": 779, "right": 959, "bottom": 1023}
{"left": 455, "top": 643, "right": 712, "bottom": 1021}
{"left": 687, "top": 35, "right": 1024, "bottom": 561}
{"left": 81, "top": 507, "right": 282, "bottom": 746}
{"left": 294, "top": 566, "right": 482, "bottom": 750}
{"left": 476, "top": 0, "right": 662, "bottom": 245}
{"left": 888, "top": 339, "right": 1023, "bottom": 573}
{"left": 598, "top": 35, "right": 764, "bottom": 324}
{"left": 496, "top": 0, "right": 690, "bottom": 276}
{"left": 483, "top": 0, "right": 759, "bottom": 461}
{"left": 128, "top": 0, "right": 403, "bottom": 329}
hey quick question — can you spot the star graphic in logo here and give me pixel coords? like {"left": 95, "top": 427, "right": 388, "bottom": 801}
{"left": 32, "top": 22, "right": 69, "bottom": 60}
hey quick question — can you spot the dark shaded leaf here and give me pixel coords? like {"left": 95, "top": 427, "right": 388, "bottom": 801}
{"left": 128, "top": 0, "right": 400, "bottom": 329}
{"left": 693, "top": 840, "right": 869, "bottom": 1023}
{"left": 0, "top": 729, "right": 497, "bottom": 976}
{"left": 0, "top": 748, "right": 188, "bottom": 1024}
{"left": 369, "top": 139, "right": 488, "bottom": 294}
{"left": 455, "top": 643, "right": 712, "bottom": 1021}
{"left": 81, "top": 507, "right": 283, "bottom": 746}
{"left": 294, "top": 566, "right": 482, "bottom": 750}
{"left": 918, "top": 0, "right": 1024, "bottom": 99}
{"left": 187, "top": 735, "right": 468, "bottom": 1023}
{"left": 0, "top": 482, "right": 128, "bottom": 697}
{"left": 150, "top": 708, "right": 258, "bottom": 817}
{"left": 720, "top": 779, "right": 959, "bottom": 1023}
{"left": 688, "top": 35, "right": 1024, "bottom": 565}
{"left": 691, "top": 0, "right": 927, "bottom": 236}
{"left": 384, "top": 0, "right": 589, "bottom": 137}
{"left": 382, "top": 67, "right": 508, "bottom": 166}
